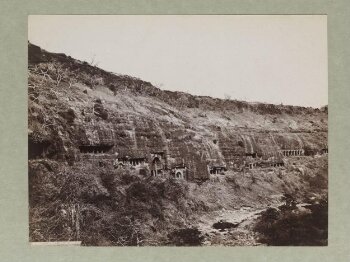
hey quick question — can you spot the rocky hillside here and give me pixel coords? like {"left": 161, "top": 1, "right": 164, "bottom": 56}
{"left": 28, "top": 43, "right": 327, "bottom": 180}
{"left": 28, "top": 43, "right": 328, "bottom": 245}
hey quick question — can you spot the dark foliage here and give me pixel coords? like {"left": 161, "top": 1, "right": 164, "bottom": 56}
{"left": 212, "top": 221, "right": 238, "bottom": 230}
{"left": 167, "top": 228, "right": 204, "bottom": 246}
{"left": 29, "top": 161, "right": 196, "bottom": 245}
{"left": 237, "top": 141, "right": 244, "bottom": 147}
{"left": 93, "top": 100, "right": 108, "bottom": 120}
{"left": 254, "top": 199, "right": 328, "bottom": 246}
{"left": 59, "top": 108, "right": 76, "bottom": 124}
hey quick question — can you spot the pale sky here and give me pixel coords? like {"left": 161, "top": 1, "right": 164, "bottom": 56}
{"left": 28, "top": 15, "right": 328, "bottom": 107}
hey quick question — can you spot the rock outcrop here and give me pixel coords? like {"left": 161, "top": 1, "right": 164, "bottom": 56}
{"left": 28, "top": 43, "right": 328, "bottom": 181}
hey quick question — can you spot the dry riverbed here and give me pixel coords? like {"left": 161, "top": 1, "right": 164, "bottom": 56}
{"left": 195, "top": 206, "right": 270, "bottom": 246}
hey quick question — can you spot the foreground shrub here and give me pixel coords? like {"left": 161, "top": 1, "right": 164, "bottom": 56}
{"left": 167, "top": 228, "right": 204, "bottom": 246}
{"left": 29, "top": 161, "right": 196, "bottom": 245}
{"left": 254, "top": 199, "right": 328, "bottom": 246}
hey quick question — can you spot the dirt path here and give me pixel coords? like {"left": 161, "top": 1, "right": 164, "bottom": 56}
{"left": 196, "top": 207, "right": 268, "bottom": 246}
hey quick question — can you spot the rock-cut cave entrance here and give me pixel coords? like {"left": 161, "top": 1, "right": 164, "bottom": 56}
{"left": 79, "top": 145, "right": 113, "bottom": 154}
{"left": 151, "top": 157, "right": 163, "bottom": 176}
{"left": 175, "top": 172, "right": 183, "bottom": 179}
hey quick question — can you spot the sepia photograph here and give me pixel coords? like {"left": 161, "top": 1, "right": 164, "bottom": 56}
{"left": 28, "top": 15, "right": 328, "bottom": 246}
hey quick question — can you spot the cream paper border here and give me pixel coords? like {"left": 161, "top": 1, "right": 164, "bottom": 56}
{"left": 1, "top": 0, "right": 349, "bottom": 261}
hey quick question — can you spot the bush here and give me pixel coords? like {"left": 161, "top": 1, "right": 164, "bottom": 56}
{"left": 225, "top": 175, "right": 240, "bottom": 189}
{"left": 254, "top": 199, "right": 328, "bottom": 246}
{"left": 59, "top": 108, "right": 76, "bottom": 123}
{"left": 93, "top": 100, "right": 108, "bottom": 120}
{"left": 29, "top": 158, "right": 201, "bottom": 246}
{"left": 212, "top": 221, "right": 237, "bottom": 230}
{"left": 167, "top": 228, "right": 204, "bottom": 246}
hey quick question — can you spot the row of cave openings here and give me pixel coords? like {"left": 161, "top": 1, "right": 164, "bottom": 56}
{"left": 77, "top": 144, "right": 328, "bottom": 159}
{"left": 247, "top": 162, "right": 284, "bottom": 170}
{"left": 114, "top": 152, "right": 186, "bottom": 179}
{"left": 209, "top": 166, "right": 227, "bottom": 174}
{"left": 150, "top": 167, "right": 186, "bottom": 179}
{"left": 28, "top": 139, "right": 329, "bottom": 165}
{"left": 281, "top": 149, "right": 304, "bottom": 157}
{"left": 246, "top": 150, "right": 304, "bottom": 159}
{"left": 116, "top": 157, "right": 147, "bottom": 167}
{"left": 79, "top": 145, "right": 113, "bottom": 154}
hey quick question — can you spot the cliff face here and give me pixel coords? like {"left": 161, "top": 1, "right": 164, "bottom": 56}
{"left": 28, "top": 43, "right": 328, "bottom": 181}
